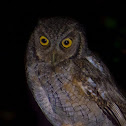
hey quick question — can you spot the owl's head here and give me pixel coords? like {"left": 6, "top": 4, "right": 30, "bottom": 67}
{"left": 28, "top": 17, "right": 88, "bottom": 66}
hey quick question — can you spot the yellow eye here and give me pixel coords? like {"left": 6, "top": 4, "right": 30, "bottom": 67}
{"left": 40, "top": 36, "right": 49, "bottom": 46}
{"left": 62, "top": 38, "right": 72, "bottom": 48}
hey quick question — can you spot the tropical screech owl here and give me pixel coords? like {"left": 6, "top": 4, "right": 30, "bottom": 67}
{"left": 25, "top": 17, "right": 126, "bottom": 126}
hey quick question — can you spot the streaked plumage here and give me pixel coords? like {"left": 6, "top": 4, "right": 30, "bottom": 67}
{"left": 26, "top": 17, "right": 126, "bottom": 126}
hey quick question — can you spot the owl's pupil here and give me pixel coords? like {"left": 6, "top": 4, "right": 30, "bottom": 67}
{"left": 64, "top": 40, "right": 69, "bottom": 45}
{"left": 41, "top": 39, "right": 47, "bottom": 43}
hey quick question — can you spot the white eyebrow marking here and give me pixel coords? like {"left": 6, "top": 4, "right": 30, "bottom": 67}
{"left": 86, "top": 56, "right": 103, "bottom": 72}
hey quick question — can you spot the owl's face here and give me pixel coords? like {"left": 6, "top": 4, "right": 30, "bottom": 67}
{"left": 29, "top": 18, "right": 86, "bottom": 66}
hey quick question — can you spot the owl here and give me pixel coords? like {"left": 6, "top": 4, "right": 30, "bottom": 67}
{"left": 25, "top": 17, "right": 126, "bottom": 126}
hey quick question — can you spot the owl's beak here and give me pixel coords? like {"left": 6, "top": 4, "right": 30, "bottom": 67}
{"left": 51, "top": 52, "right": 56, "bottom": 66}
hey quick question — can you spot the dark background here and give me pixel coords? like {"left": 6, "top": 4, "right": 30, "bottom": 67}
{"left": 1, "top": 1, "right": 126, "bottom": 126}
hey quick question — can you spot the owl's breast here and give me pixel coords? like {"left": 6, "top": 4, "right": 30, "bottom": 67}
{"left": 36, "top": 62, "right": 115, "bottom": 126}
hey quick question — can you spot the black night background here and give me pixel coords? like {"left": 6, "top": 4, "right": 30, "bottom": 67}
{"left": 1, "top": 1, "right": 126, "bottom": 126}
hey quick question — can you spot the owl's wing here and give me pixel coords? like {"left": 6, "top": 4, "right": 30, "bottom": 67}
{"left": 74, "top": 53, "right": 126, "bottom": 126}
{"left": 26, "top": 64, "right": 61, "bottom": 125}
